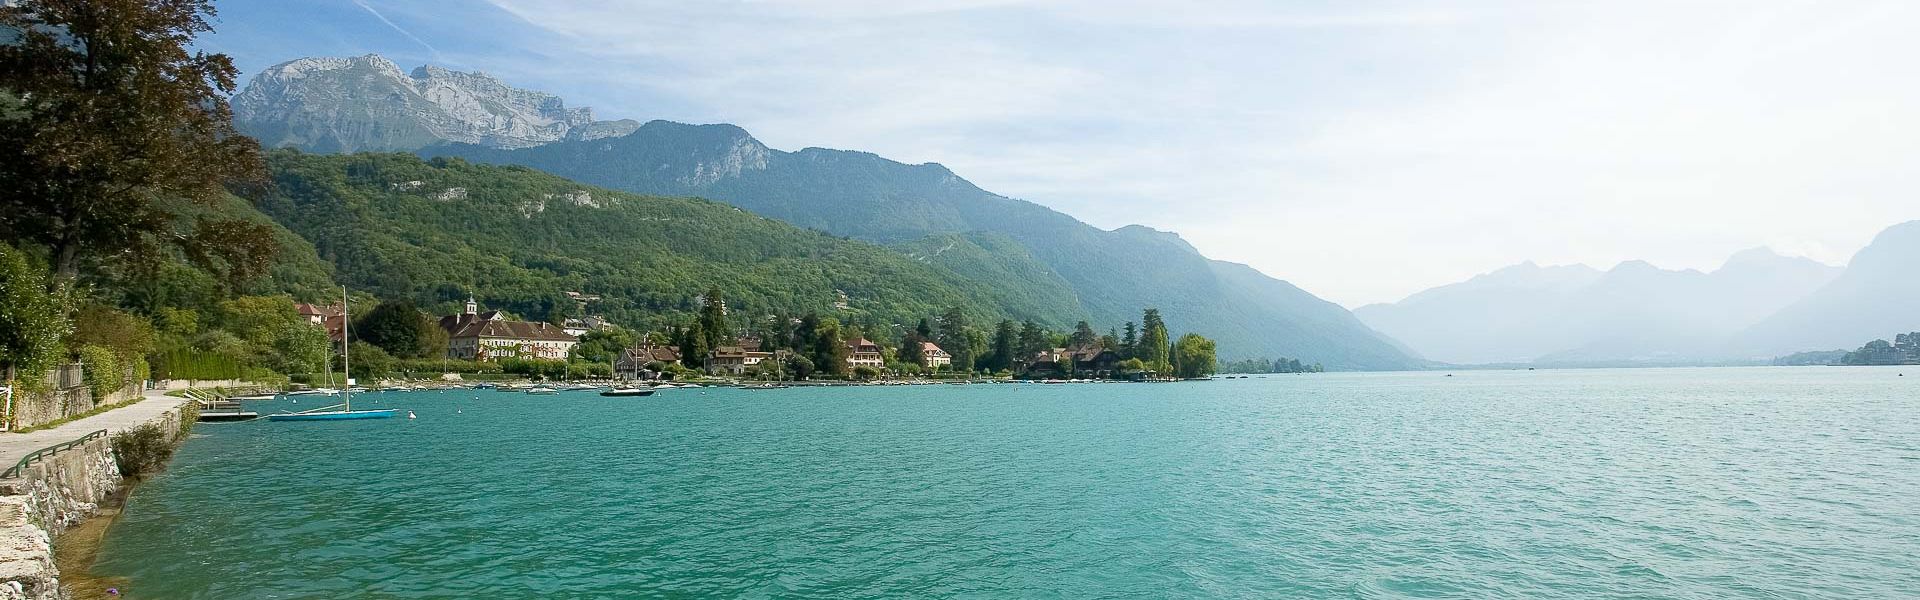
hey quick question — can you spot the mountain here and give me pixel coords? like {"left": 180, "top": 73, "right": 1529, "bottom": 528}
{"left": 234, "top": 55, "right": 639, "bottom": 153}
{"left": 235, "top": 56, "right": 1420, "bottom": 369}
{"left": 253, "top": 151, "right": 1085, "bottom": 332}
{"left": 1355, "top": 249, "right": 1841, "bottom": 364}
{"left": 1733, "top": 221, "right": 1920, "bottom": 357}
{"left": 420, "top": 121, "right": 1414, "bottom": 369}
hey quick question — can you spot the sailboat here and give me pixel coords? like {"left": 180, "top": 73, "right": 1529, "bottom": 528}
{"left": 270, "top": 286, "right": 398, "bottom": 422}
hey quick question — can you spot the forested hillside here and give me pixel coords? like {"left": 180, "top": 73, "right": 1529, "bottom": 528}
{"left": 253, "top": 151, "right": 1085, "bottom": 332}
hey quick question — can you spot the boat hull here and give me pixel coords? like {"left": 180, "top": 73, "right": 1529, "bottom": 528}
{"left": 267, "top": 409, "right": 398, "bottom": 421}
{"left": 599, "top": 390, "right": 655, "bottom": 397}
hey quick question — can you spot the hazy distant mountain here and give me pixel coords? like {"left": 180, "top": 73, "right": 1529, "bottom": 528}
{"left": 234, "top": 55, "right": 638, "bottom": 152}
{"left": 1733, "top": 221, "right": 1920, "bottom": 357}
{"left": 1355, "top": 249, "right": 1840, "bottom": 364}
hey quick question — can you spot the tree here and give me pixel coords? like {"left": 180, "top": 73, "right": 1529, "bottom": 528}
{"left": 1173, "top": 333, "right": 1216, "bottom": 378}
{"left": 899, "top": 317, "right": 932, "bottom": 367}
{"left": 354, "top": 300, "right": 440, "bottom": 359}
{"left": 785, "top": 354, "right": 816, "bottom": 380}
{"left": 0, "top": 245, "right": 68, "bottom": 386}
{"left": 698, "top": 288, "right": 731, "bottom": 349}
{"left": 347, "top": 341, "right": 395, "bottom": 380}
{"left": 1138, "top": 309, "right": 1171, "bottom": 373}
{"left": 1017, "top": 321, "right": 1048, "bottom": 358}
{"left": 69, "top": 303, "right": 155, "bottom": 360}
{"left": 271, "top": 322, "right": 330, "bottom": 375}
{"left": 811, "top": 317, "right": 849, "bottom": 376}
{"left": 1069, "top": 321, "right": 1098, "bottom": 348}
{"left": 986, "top": 320, "right": 1017, "bottom": 372}
{"left": 677, "top": 321, "right": 709, "bottom": 368}
{"left": 1121, "top": 322, "right": 1138, "bottom": 357}
{"left": 851, "top": 365, "right": 881, "bottom": 380}
{"left": 0, "top": 0, "right": 266, "bottom": 285}
{"left": 937, "top": 307, "right": 976, "bottom": 372}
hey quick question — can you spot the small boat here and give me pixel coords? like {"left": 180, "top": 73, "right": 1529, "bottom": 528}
{"left": 525, "top": 387, "right": 558, "bottom": 395}
{"left": 565, "top": 383, "right": 600, "bottom": 391}
{"left": 286, "top": 388, "right": 338, "bottom": 397}
{"left": 230, "top": 393, "right": 279, "bottom": 401}
{"left": 474, "top": 382, "right": 496, "bottom": 389}
{"left": 599, "top": 387, "right": 655, "bottom": 397}
{"left": 741, "top": 383, "right": 789, "bottom": 390}
{"left": 268, "top": 286, "right": 395, "bottom": 422}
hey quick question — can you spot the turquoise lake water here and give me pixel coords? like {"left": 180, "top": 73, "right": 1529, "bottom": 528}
{"left": 95, "top": 368, "right": 1920, "bottom": 598}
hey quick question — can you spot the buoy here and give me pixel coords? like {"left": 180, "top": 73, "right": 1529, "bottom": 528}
{"left": 407, "top": 411, "right": 417, "bottom": 419}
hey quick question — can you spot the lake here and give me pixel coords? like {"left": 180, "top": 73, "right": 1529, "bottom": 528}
{"left": 95, "top": 368, "right": 1920, "bottom": 598}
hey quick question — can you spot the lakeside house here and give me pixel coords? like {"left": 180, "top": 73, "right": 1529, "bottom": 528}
{"left": 847, "top": 337, "right": 884, "bottom": 369}
{"left": 707, "top": 346, "right": 749, "bottom": 375}
{"left": 614, "top": 344, "right": 682, "bottom": 379}
{"left": 440, "top": 297, "right": 578, "bottom": 361}
{"left": 1022, "top": 345, "right": 1119, "bottom": 379}
{"left": 920, "top": 341, "right": 951, "bottom": 369}
{"left": 296, "top": 302, "right": 348, "bottom": 341}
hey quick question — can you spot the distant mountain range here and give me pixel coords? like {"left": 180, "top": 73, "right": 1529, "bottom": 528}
{"left": 1733, "top": 220, "right": 1920, "bottom": 357}
{"left": 1357, "top": 228, "right": 1920, "bottom": 365}
{"left": 230, "top": 55, "right": 1420, "bottom": 369}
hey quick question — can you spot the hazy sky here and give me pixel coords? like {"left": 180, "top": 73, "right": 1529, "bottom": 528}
{"left": 204, "top": 0, "right": 1919, "bottom": 307}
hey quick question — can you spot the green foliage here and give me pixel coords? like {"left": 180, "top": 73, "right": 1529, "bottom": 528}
{"left": 1173, "top": 333, "right": 1218, "bottom": 379}
{"left": 571, "top": 329, "right": 636, "bottom": 364}
{"left": 355, "top": 299, "right": 442, "bottom": 359}
{"left": 152, "top": 349, "right": 241, "bottom": 381}
{"left": 272, "top": 322, "right": 331, "bottom": 375}
{"left": 809, "top": 316, "right": 849, "bottom": 376}
{"left": 347, "top": 341, "right": 395, "bottom": 380}
{"left": 112, "top": 422, "right": 179, "bottom": 477}
{"left": 851, "top": 365, "right": 881, "bottom": 380}
{"left": 0, "top": 244, "right": 67, "bottom": 385}
{"left": 77, "top": 345, "right": 124, "bottom": 399}
{"left": 1138, "top": 309, "right": 1171, "bottom": 373}
{"left": 68, "top": 304, "right": 156, "bottom": 361}
{"left": 0, "top": 0, "right": 266, "bottom": 283}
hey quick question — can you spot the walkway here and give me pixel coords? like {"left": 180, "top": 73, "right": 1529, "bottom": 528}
{"left": 0, "top": 389, "right": 191, "bottom": 470}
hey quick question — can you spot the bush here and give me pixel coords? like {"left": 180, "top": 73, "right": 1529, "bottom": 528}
{"left": 77, "top": 344, "right": 124, "bottom": 399}
{"left": 112, "top": 423, "right": 177, "bottom": 477}
{"left": 0, "top": 244, "right": 67, "bottom": 389}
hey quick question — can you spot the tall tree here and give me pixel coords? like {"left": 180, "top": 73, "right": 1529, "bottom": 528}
{"left": 1138, "top": 309, "right": 1171, "bottom": 373}
{"left": 0, "top": 0, "right": 267, "bottom": 285}
{"left": 937, "top": 307, "right": 975, "bottom": 372}
{"left": 987, "top": 320, "right": 1017, "bottom": 372}
{"left": 1121, "top": 322, "right": 1138, "bottom": 358}
{"left": 698, "top": 288, "right": 731, "bottom": 349}
{"left": 810, "top": 317, "right": 848, "bottom": 376}
{"left": 1017, "top": 321, "right": 1049, "bottom": 359}
{"left": 1069, "top": 321, "right": 1098, "bottom": 349}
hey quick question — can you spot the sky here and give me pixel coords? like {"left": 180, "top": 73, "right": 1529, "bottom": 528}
{"left": 201, "top": 0, "right": 1920, "bottom": 307}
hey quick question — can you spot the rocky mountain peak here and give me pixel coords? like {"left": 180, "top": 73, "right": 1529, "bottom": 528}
{"left": 234, "top": 54, "right": 637, "bottom": 152}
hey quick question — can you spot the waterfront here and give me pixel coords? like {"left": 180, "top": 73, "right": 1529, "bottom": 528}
{"left": 95, "top": 368, "right": 1920, "bottom": 598}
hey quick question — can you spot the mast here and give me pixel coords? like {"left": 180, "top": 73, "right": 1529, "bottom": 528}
{"left": 342, "top": 285, "right": 351, "bottom": 412}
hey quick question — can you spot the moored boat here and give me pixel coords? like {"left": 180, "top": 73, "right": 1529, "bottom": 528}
{"left": 599, "top": 387, "right": 655, "bottom": 397}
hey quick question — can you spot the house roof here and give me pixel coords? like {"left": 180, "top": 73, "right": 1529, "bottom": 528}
{"left": 448, "top": 319, "right": 577, "bottom": 342}
{"left": 920, "top": 341, "right": 947, "bottom": 355}
{"left": 295, "top": 303, "right": 341, "bottom": 317}
{"left": 848, "top": 337, "right": 879, "bottom": 349}
{"left": 710, "top": 346, "right": 747, "bottom": 358}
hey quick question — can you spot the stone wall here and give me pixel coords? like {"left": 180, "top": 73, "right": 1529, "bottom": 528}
{"left": 0, "top": 401, "right": 191, "bottom": 599}
{"left": 10, "top": 366, "right": 142, "bottom": 432}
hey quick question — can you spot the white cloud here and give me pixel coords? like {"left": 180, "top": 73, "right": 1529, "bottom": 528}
{"left": 472, "top": 0, "right": 1920, "bottom": 306}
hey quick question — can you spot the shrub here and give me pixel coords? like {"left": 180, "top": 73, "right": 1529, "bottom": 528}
{"left": 112, "top": 423, "right": 177, "bottom": 477}
{"left": 77, "top": 344, "right": 123, "bottom": 399}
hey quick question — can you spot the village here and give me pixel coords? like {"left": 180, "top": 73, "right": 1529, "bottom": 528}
{"left": 285, "top": 289, "right": 1214, "bottom": 386}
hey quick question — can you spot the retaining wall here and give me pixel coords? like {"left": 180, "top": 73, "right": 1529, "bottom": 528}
{"left": 0, "top": 401, "right": 191, "bottom": 599}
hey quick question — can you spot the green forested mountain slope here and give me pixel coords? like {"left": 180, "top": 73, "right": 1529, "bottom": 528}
{"left": 253, "top": 151, "right": 1080, "bottom": 331}
{"left": 425, "top": 121, "right": 1419, "bottom": 369}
